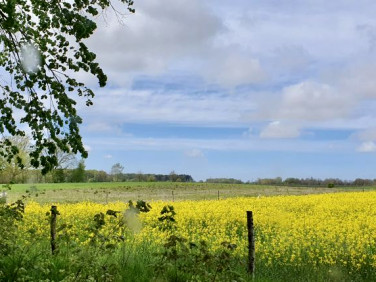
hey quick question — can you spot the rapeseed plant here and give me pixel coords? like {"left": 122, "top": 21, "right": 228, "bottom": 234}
{"left": 10, "top": 191, "right": 376, "bottom": 280}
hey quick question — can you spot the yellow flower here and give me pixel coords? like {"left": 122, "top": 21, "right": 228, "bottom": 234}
{"left": 20, "top": 191, "right": 376, "bottom": 270}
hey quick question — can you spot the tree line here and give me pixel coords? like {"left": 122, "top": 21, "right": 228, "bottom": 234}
{"left": 0, "top": 161, "right": 194, "bottom": 184}
{"left": 204, "top": 177, "right": 376, "bottom": 187}
{"left": 253, "top": 177, "right": 376, "bottom": 187}
{"left": 0, "top": 166, "right": 194, "bottom": 184}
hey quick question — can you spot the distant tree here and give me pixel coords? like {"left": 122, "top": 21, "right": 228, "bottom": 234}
{"left": 70, "top": 159, "right": 86, "bottom": 183}
{"left": 256, "top": 177, "right": 282, "bottom": 185}
{"left": 169, "top": 170, "right": 178, "bottom": 182}
{"left": 155, "top": 174, "right": 169, "bottom": 182}
{"left": 206, "top": 178, "right": 243, "bottom": 184}
{"left": 179, "top": 174, "right": 194, "bottom": 182}
{"left": 283, "top": 177, "right": 301, "bottom": 186}
{"left": 52, "top": 169, "right": 66, "bottom": 183}
{"left": 96, "top": 170, "right": 109, "bottom": 182}
{"left": 353, "top": 178, "right": 371, "bottom": 186}
{"left": 55, "top": 150, "right": 77, "bottom": 170}
{"left": 86, "top": 170, "right": 109, "bottom": 182}
{"left": 147, "top": 175, "right": 156, "bottom": 182}
{"left": 135, "top": 171, "right": 145, "bottom": 182}
{"left": 51, "top": 148, "right": 77, "bottom": 183}
{"left": 111, "top": 163, "right": 124, "bottom": 182}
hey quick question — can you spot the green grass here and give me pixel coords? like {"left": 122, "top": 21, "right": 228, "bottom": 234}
{"left": 3, "top": 181, "right": 376, "bottom": 204}
{"left": 2, "top": 234, "right": 374, "bottom": 282}
{"left": 8, "top": 181, "right": 161, "bottom": 192}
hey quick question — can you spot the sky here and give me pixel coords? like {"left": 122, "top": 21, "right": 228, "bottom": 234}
{"left": 74, "top": 0, "right": 376, "bottom": 181}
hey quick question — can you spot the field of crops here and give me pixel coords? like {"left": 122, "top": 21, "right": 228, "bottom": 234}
{"left": 1, "top": 191, "right": 375, "bottom": 281}
{"left": 6, "top": 181, "right": 375, "bottom": 203}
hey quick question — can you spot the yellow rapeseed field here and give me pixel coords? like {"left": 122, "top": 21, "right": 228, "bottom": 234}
{"left": 21, "top": 191, "right": 376, "bottom": 270}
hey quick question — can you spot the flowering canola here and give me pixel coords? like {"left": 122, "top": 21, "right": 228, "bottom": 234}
{"left": 21, "top": 191, "right": 376, "bottom": 270}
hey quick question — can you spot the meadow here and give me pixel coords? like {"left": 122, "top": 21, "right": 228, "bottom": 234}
{"left": 1, "top": 184, "right": 376, "bottom": 281}
{"left": 4, "top": 181, "right": 375, "bottom": 204}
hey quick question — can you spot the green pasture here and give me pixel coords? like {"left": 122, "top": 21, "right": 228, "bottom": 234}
{"left": 3, "top": 181, "right": 375, "bottom": 204}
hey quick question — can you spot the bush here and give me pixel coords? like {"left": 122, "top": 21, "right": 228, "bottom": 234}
{"left": 0, "top": 194, "right": 6, "bottom": 204}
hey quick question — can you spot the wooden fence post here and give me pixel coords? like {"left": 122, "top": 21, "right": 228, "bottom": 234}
{"left": 50, "top": 205, "right": 59, "bottom": 255}
{"left": 247, "top": 211, "right": 255, "bottom": 275}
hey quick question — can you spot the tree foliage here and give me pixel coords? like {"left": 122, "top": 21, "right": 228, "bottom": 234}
{"left": 111, "top": 162, "right": 124, "bottom": 181}
{"left": 0, "top": 135, "right": 30, "bottom": 183}
{"left": 0, "top": 0, "right": 134, "bottom": 174}
{"left": 70, "top": 159, "right": 86, "bottom": 182}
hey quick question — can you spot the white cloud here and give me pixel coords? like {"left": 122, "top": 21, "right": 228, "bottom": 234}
{"left": 269, "top": 45, "right": 312, "bottom": 75}
{"left": 357, "top": 141, "right": 376, "bottom": 152}
{"left": 79, "top": 0, "right": 376, "bottom": 90}
{"left": 87, "top": 135, "right": 351, "bottom": 153}
{"left": 353, "top": 128, "right": 376, "bottom": 153}
{"left": 260, "top": 121, "right": 300, "bottom": 139}
{"left": 357, "top": 24, "right": 376, "bottom": 52}
{"left": 355, "top": 128, "right": 376, "bottom": 141}
{"left": 216, "top": 1, "right": 369, "bottom": 61}
{"left": 203, "top": 53, "right": 266, "bottom": 87}
{"left": 87, "top": 0, "right": 223, "bottom": 84}
{"left": 104, "top": 154, "right": 113, "bottom": 159}
{"left": 184, "top": 149, "right": 204, "bottom": 158}
{"left": 70, "top": 0, "right": 376, "bottom": 159}
{"left": 85, "top": 122, "right": 121, "bottom": 134}
{"left": 278, "top": 81, "right": 353, "bottom": 121}
{"left": 336, "top": 62, "right": 376, "bottom": 98}
{"left": 80, "top": 88, "right": 256, "bottom": 126}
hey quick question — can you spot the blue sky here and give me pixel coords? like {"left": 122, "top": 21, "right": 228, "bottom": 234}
{"left": 74, "top": 0, "right": 376, "bottom": 181}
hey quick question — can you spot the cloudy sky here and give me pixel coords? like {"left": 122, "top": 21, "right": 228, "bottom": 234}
{"left": 77, "top": 0, "right": 376, "bottom": 181}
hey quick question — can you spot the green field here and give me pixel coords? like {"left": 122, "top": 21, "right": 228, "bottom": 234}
{"left": 4, "top": 181, "right": 375, "bottom": 204}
